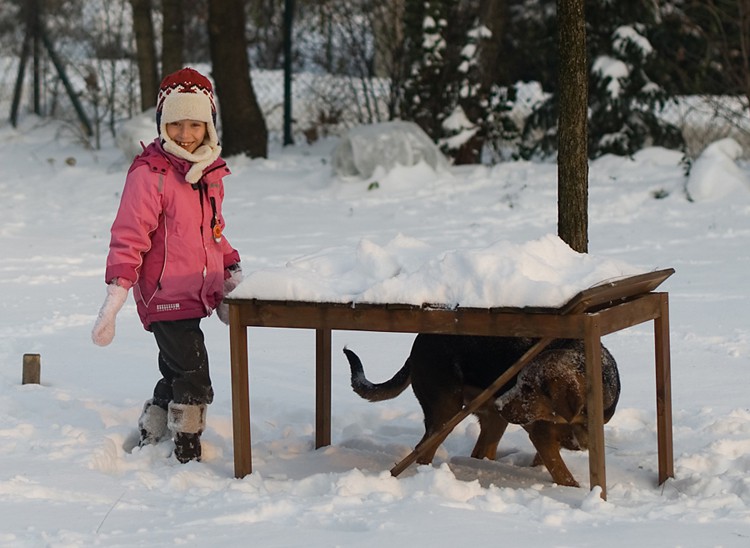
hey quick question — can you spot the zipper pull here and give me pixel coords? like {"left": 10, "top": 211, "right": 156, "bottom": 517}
{"left": 209, "top": 196, "right": 222, "bottom": 243}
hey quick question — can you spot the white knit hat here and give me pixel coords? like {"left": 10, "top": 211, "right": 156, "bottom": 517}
{"left": 156, "top": 67, "right": 221, "bottom": 183}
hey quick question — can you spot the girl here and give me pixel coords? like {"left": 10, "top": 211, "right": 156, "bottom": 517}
{"left": 92, "top": 67, "right": 242, "bottom": 463}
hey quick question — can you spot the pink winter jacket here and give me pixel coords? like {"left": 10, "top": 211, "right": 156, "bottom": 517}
{"left": 105, "top": 139, "right": 241, "bottom": 330}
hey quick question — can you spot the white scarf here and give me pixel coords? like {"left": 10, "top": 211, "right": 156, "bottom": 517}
{"left": 162, "top": 139, "right": 222, "bottom": 184}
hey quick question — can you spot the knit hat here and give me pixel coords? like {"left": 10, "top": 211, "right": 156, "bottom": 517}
{"left": 156, "top": 67, "right": 221, "bottom": 183}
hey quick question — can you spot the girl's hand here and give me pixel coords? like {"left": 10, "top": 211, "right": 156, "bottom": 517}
{"left": 217, "top": 264, "right": 243, "bottom": 325}
{"left": 92, "top": 282, "right": 129, "bottom": 346}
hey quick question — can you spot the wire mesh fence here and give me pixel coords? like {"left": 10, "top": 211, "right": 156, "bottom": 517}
{"left": 0, "top": 0, "right": 399, "bottom": 148}
{"left": 5, "top": 53, "right": 745, "bottom": 159}
{"left": 0, "top": 54, "right": 393, "bottom": 147}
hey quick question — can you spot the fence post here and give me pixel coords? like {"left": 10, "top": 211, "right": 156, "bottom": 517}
{"left": 283, "top": 0, "right": 295, "bottom": 146}
{"left": 22, "top": 353, "right": 41, "bottom": 385}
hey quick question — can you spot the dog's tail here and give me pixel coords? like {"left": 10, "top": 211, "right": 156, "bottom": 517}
{"left": 343, "top": 347, "right": 412, "bottom": 402}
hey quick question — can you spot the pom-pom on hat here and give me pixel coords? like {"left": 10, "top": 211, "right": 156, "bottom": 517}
{"left": 156, "top": 67, "right": 222, "bottom": 183}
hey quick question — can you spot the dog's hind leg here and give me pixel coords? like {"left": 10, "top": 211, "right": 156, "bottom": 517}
{"left": 471, "top": 403, "right": 509, "bottom": 460}
{"left": 526, "top": 421, "right": 579, "bottom": 487}
{"left": 414, "top": 430, "right": 452, "bottom": 465}
{"left": 413, "top": 389, "right": 464, "bottom": 465}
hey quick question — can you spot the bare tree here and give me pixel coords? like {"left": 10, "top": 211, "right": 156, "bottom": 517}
{"left": 208, "top": 0, "right": 268, "bottom": 158}
{"left": 557, "top": 0, "right": 588, "bottom": 253}
{"left": 130, "top": 0, "right": 158, "bottom": 110}
{"left": 161, "top": 0, "right": 184, "bottom": 77}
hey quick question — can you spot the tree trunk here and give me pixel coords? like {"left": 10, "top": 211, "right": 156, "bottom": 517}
{"left": 557, "top": 0, "right": 588, "bottom": 253}
{"left": 130, "top": 0, "right": 159, "bottom": 111}
{"left": 208, "top": 0, "right": 268, "bottom": 158}
{"left": 161, "top": 0, "right": 184, "bottom": 78}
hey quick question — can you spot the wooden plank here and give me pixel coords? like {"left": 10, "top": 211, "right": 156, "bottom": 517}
{"left": 584, "top": 316, "right": 606, "bottom": 499}
{"left": 559, "top": 268, "right": 674, "bottom": 314}
{"left": 229, "top": 303, "right": 252, "bottom": 478}
{"left": 233, "top": 300, "right": 588, "bottom": 338}
{"left": 452, "top": 309, "right": 586, "bottom": 338}
{"left": 315, "top": 328, "right": 332, "bottom": 448}
{"left": 22, "top": 353, "right": 41, "bottom": 385}
{"left": 655, "top": 293, "right": 675, "bottom": 484}
{"left": 591, "top": 293, "right": 663, "bottom": 335}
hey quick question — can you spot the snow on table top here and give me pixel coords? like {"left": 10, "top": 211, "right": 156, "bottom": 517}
{"left": 229, "top": 234, "right": 646, "bottom": 309}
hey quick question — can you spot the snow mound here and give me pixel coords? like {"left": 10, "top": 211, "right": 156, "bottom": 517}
{"left": 332, "top": 120, "right": 450, "bottom": 178}
{"left": 686, "top": 138, "right": 750, "bottom": 202}
{"left": 230, "top": 234, "right": 644, "bottom": 309}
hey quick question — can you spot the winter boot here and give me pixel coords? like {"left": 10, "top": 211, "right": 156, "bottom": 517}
{"left": 168, "top": 402, "right": 207, "bottom": 463}
{"left": 138, "top": 399, "right": 168, "bottom": 447}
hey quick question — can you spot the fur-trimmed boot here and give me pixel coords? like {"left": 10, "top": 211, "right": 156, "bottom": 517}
{"left": 168, "top": 402, "right": 207, "bottom": 463}
{"left": 138, "top": 399, "right": 168, "bottom": 447}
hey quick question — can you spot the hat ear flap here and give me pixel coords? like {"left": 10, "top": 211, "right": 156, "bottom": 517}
{"left": 206, "top": 122, "right": 219, "bottom": 148}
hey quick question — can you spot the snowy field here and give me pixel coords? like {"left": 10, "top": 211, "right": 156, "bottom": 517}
{"left": 1, "top": 115, "right": 750, "bottom": 546}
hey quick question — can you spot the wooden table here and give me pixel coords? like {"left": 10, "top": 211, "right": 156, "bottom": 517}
{"left": 227, "top": 269, "right": 674, "bottom": 499}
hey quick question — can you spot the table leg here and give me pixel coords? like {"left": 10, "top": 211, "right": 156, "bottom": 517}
{"left": 655, "top": 293, "right": 674, "bottom": 484}
{"left": 585, "top": 315, "right": 606, "bottom": 499}
{"left": 315, "top": 328, "right": 332, "bottom": 448}
{"left": 229, "top": 304, "right": 252, "bottom": 478}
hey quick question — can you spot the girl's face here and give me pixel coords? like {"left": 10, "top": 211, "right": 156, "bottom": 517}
{"left": 166, "top": 120, "right": 207, "bottom": 154}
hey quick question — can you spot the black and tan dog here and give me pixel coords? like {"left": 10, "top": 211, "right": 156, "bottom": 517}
{"left": 343, "top": 335, "right": 620, "bottom": 487}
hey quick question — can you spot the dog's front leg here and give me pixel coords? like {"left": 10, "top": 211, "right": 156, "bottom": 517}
{"left": 525, "top": 421, "right": 579, "bottom": 487}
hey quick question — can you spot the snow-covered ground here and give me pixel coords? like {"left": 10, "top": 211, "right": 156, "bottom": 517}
{"left": 1, "top": 115, "right": 750, "bottom": 546}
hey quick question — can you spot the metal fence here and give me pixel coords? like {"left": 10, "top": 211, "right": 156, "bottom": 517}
{"left": 3, "top": 46, "right": 747, "bottom": 156}
{"left": 0, "top": 53, "right": 392, "bottom": 146}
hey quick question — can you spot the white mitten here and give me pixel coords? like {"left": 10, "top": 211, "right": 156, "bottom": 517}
{"left": 217, "top": 264, "right": 243, "bottom": 325}
{"left": 92, "top": 282, "right": 129, "bottom": 346}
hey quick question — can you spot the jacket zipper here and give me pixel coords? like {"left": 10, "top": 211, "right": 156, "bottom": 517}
{"left": 196, "top": 181, "right": 212, "bottom": 314}
{"left": 195, "top": 181, "right": 221, "bottom": 242}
